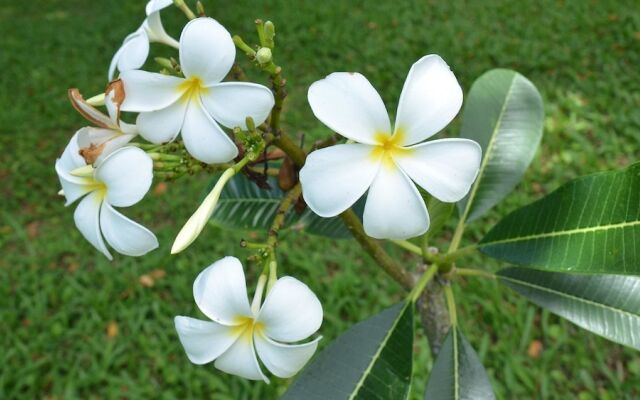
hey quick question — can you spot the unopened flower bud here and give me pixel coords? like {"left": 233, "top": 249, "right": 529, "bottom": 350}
{"left": 256, "top": 47, "right": 272, "bottom": 65}
{"left": 171, "top": 168, "right": 236, "bottom": 254}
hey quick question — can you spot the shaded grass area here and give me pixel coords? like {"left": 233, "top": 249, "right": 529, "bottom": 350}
{"left": 1, "top": 0, "right": 639, "bottom": 398}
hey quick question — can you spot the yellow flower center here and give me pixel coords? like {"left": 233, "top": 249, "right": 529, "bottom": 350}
{"left": 231, "top": 316, "right": 265, "bottom": 343}
{"left": 178, "top": 76, "right": 208, "bottom": 103}
{"left": 370, "top": 129, "right": 413, "bottom": 168}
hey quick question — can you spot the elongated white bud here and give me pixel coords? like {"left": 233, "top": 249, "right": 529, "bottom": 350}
{"left": 171, "top": 168, "right": 236, "bottom": 254}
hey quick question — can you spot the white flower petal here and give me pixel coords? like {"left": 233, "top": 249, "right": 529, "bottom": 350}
{"left": 120, "top": 70, "right": 184, "bottom": 112}
{"left": 58, "top": 131, "right": 85, "bottom": 172}
{"left": 179, "top": 18, "right": 235, "bottom": 85}
{"left": 77, "top": 127, "right": 118, "bottom": 149}
{"left": 136, "top": 100, "right": 187, "bottom": 144}
{"left": 146, "top": 0, "right": 173, "bottom": 14}
{"left": 99, "top": 202, "right": 158, "bottom": 257}
{"left": 56, "top": 132, "right": 92, "bottom": 205}
{"left": 200, "top": 82, "right": 275, "bottom": 129}
{"left": 95, "top": 147, "right": 153, "bottom": 207}
{"left": 193, "top": 257, "right": 252, "bottom": 325}
{"left": 174, "top": 316, "right": 240, "bottom": 365}
{"left": 181, "top": 99, "right": 238, "bottom": 164}
{"left": 363, "top": 165, "right": 429, "bottom": 239}
{"left": 394, "top": 55, "right": 463, "bottom": 145}
{"left": 144, "top": 0, "right": 179, "bottom": 48}
{"left": 74, "top": 191, "right": 112, "bottom": 260}
{"left": 95, "top": 134, "right": 137, "bottom": 165}
{"left": 108, "top": 31, "right": 150, "bottom": 80}
{"left": 76, "top": 127, "right": 135, "bottom": 165}
{"left": 300, "top": 144, "right": 380, "bottom": 217}
{"left": 257, "top": 277, "right": 322, "bottom": 342}
{"left": 214, "top": 329, "right": 268, "bottom": 382}
{"left": 254, "top": 334, "right": 321, "bottom": 378}
{"left": 56, "top": 163, "right": 93, "bottom": 206}
{"left": 395, "top": 139, "right": 481, "bottom": 203}
{"left": 307, "top": 72, "right": 391, "bottom": 144}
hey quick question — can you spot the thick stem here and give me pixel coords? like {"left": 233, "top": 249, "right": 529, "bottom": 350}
{"left": 340, "top": 210, "right": 414, "bottom": 290}
{"left": 416, "top": 277, "right": 451, "bottom": 356}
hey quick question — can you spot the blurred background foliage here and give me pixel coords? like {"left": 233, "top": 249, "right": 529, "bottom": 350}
{"left": 0, "top": 0, "right": 639, "bottom": 398}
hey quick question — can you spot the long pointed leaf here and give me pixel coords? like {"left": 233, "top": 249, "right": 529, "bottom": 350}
{"left": 457, "top": 69, "right": 544, "bottom": 223}
{"left": 424, "top": 327, "right": 495, "bottom": 400}
{"left": 209, "top": 174, "right": 359, "bottom": 238}
{"left": 480, "top": 162, "right": 640, "bottom": 274}
{"left": 283, "top": 302, "right": 414, "bottom": 400}
{"left": 498, "top": 267, "right": 640, "bottom": 350}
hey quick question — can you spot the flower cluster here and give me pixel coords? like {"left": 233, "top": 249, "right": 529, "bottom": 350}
{"left": 56, "top": 0, "right": 481, "bottom": 385}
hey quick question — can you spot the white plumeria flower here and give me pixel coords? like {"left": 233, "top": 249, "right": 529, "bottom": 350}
{"left": 120, "top": 17, "right": 275, "bottom": 164}
{"left": 300, "top": 55, "right": 482, "bottom": 239}
{"left": 108, "top": 0, "right": 179, "bottom": 80}
{"left": 55, "top": 142, "right": 158, "bottom": 260}
{"left": 175, "top": 257, "right": 323, "bottom": 382}
{"left": 69, "top": 85, "right": 138, "bottom": 165}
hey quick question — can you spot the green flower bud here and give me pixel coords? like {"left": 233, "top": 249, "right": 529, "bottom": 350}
{"left": 256, "top": 47, "right": 272, "bottom": 65}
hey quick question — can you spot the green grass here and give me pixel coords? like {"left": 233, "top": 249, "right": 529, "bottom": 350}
{"left": 1, "top": 0, "right": 639, "bottom": 398}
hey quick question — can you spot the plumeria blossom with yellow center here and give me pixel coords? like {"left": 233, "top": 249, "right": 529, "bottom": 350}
{"left": 108, "top": 0, "right": 179, "bottom": 80}
{"left": 120, "top": 17, "right": 275, "bottom": 164}
{"left": 300, "top": 55, "right": 482, "bottom": 239}
{"left": 174, "top": 257, "right": 323, "bottom": 382}
{"left": 55, "top": 141, "right": 158, "bottom": 260}
{"left": 69, "top": 84, "right": 138, "bottom": 165}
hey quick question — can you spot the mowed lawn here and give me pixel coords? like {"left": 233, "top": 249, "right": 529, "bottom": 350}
{"left": 1, "top": 0, "right": 639, "bottom": 399}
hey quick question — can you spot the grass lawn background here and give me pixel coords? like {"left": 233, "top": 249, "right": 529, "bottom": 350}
{"left": 1, "top": 0, "right": 639, "bottom": 398}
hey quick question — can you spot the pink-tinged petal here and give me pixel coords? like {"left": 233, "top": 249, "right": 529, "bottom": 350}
{"left": 99, "top": 202, "right": 158, "bottom": 257}
{"left": 257, "top": 277, "right": 323, "bottom": 342}
{"left": 395, "top": 139, "right": 481, "bottom": 202}
{"left": 200, "top": 82, "right": 274, "bottom": 129}
{"left": 174, "top": 316, "right": 241, "bottom": 365}
{"left": 74, "top": 191, "right": 112, "bottom": 260}
{"left": 363, "top": 165, "right": 429, "bottom": 239}
{"left": 255, "top": 333, "right": 321, "bottom": 378}
{"left": 394, "top": 55, "right": 463, "bottom": 145}
{"left": 300, "top": 144, "right": 381, "bottom": 217}
{"left": 181, "top": 99, "right": 238, "bottom": 164}
{"left": 193, "top": 257, "right": 252, "bottom": 326}
{"left": 68, "top": 89, "right": 117, "bottom": 129}
{"left": 96, "top": 147, "right": 153, "bottom": 207}
{"left": 307, "top": 72, "right": 391, "bottom": 144}
{"left": 120, "top": 70, "right": 184, "bottom": 112}
{"left": 179, "top": 18, "right": 235, "bottom": 85}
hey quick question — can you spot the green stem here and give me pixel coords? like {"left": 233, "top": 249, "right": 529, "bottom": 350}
{"left": 448, "top": 218, "right": 465, "bottom": 254}
{"left": 267, "top": 183, "right": 301, "bottom": 249}
{"left": 440, "top": 244, "right": 478, "bottom": 264}
{"left": 389, "top": 239, "right": 421, "bottom": 255}
{"left": 455, "top": 268, "right": 495, "bottom": 279}
{"left": 444, "top": 284, "right": 457, "bottom": 327}
{"left": 173, "top": 0, "right": 196, "bottom": 20}
{"left": 409, "top": 264, "right": 438, "bottom": 302}
{"left": 340, "top": 210, "right": 414, "bottom": 290}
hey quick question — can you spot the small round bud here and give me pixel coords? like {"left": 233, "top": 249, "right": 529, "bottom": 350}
{"left": 256, "top": 47, "right": 272, "bottom": 65}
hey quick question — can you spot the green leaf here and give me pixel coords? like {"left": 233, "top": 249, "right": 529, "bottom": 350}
{"left": 209, "top": 174, "right": 359, "bottom": 239}
{"left": 498, "top": 267, "right": 640, "bottom": 350}
{"left": 480, "top": 162, "right": 640, "bottom": 274}
{"left": 424, "top": 327, "right": 495, "bottom": 400}
{"left": 283, "top": 302, "right": 414, "bottom": 400}
{"left": 425, "top": 196, "right": 455, "bottom": 240}
{"left": 457, "top": 69, "right": 544, "bottom": 223}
